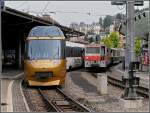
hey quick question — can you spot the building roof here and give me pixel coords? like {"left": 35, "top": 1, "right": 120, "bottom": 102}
{"left": 2, "top": 7, "right": 85, "bottom": 38}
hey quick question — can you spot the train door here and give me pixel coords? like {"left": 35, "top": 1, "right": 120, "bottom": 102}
{"left": 100, "top": 46, "right": 106, "bottom": 67}
{"left": 106, "top": 47, "right": 111, "bottom": 66}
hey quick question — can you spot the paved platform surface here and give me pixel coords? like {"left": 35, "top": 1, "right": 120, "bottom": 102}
{"left": 1, "top": 79, "right": 11, "bottom": 112}
{"left": 12, "top": 79, "right": 29, "bottom": 112}
{"left": 0, "top": 69, "right": 24, "bottom": 79}
{"left": 1, "top": 70, "right": 29, "bottom": 112}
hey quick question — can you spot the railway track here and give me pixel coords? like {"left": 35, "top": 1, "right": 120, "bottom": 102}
{"left": 38, "top": 88, "right": 92, "bottom": 112}
{"left": 107, "top": 75, "right": 149, "bottom": 98}
{"left": 22, "top": 81, "right": 92, "bottom": 112}
{"left": 92, "top": 73, "right": 149, "bottom": 98}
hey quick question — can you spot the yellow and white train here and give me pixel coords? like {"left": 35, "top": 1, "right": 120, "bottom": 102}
{"left": 24, "top": 26, "right": 66, "bottom": 86}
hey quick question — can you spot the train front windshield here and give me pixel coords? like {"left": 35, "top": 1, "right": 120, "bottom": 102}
{"left": 86, "top": 47, "right": 100, "bottom": 54}
{"left": 27, "top": 40, "right": 65, "bottom": 60}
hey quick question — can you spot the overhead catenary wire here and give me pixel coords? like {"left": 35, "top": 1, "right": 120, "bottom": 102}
{"left": 25, "top": 10, "right": 115, "bottom": 18}
{"left": 42, "top": 2, "right": 50, "bottom": 14}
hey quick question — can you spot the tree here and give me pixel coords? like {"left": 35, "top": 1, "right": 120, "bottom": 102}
{"left": 102, "top": 15, "right": 113, "bottom": 30}
{"left": 101, "top": 37, "right": 112, "bottom": 48}
{"left": 101, "top": 31, "right": 120, "bottom": 48}
{"left": 109, "top": 31, "right": 120, "bottom": 48}
{"left": 135, "top": 37, "right": 142, "bottom": 56}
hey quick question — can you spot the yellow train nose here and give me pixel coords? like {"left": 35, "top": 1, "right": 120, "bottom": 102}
{"left": 30, "top": 60, "right": 57, "bottom": 68}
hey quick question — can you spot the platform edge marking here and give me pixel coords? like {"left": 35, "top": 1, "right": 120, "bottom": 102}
{"left": 7, "top": 80, "right": 14, "bottom": 112}
{"left": 19, "top": 80, "right": 30, "bottom": 112}
{"left": 14, "top": 72, "right": 24, "bottom": 78}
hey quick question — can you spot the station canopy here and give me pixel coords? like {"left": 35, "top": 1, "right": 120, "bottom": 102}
{"left": 2, "top": 7, "right": 85, "bottom": 38}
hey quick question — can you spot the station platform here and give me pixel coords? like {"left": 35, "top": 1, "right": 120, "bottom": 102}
{"left": 0, "top": 69, "right": 24, "bottom": 79}
{"left": 1, "top": 70, "right": 29, "bottom": 112}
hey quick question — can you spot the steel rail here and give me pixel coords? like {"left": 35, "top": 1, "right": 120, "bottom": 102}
{"left": 38, "top": 89, "right": 59, "bottom": 112}
{"left": 107, "top": 75, "right": 149, "bottom": 97}
{"left": 38, "top": 88, "right": 92, "bottom": 112}
{"left": 56, "top": 88, "right": 93, "bottom": 112}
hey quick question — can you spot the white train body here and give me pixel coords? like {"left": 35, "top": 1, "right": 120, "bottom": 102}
{"left": 66, "top": 41, "right": 85, "bottom": 70}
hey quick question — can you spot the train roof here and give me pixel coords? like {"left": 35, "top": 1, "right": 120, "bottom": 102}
{"left": 110, "top": 48, "right": 124, "bottom": 51}
{"left": 28, "top": 26, "right": 64, "bottom": 37}
{"left": 66, "top": 41, "right": 85, "bottom": 47}
{"left": 85, "top": 43, "right": 106, "bottom": 47}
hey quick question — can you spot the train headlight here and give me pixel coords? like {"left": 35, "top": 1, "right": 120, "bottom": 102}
{"left": 85, "top": 56, "right": 89, "bottom": 60}
{"left": 53, "top": 60, "right": 60, "bottom": 65}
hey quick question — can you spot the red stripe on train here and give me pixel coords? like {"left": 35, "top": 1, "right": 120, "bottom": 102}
{"left": 84, "top": 56, "right": 101, "bottom": 61}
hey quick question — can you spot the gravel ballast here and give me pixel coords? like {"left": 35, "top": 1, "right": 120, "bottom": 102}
{"left": 63, "top": 70, "right": 149, "bottom": 112}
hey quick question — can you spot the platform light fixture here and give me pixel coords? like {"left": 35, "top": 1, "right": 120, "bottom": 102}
{"left": 111, "top": 1, "right": 143, "bottom": 6}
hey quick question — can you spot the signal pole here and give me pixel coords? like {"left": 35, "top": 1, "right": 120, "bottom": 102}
{"left": 111, "top": 1, "right": 143, "bottom": 100}
{"left": 123, "top": 1, "right": 139, "bottom": 99}
{"left": 149, "top": 0, "right": 150, "bottom": 76}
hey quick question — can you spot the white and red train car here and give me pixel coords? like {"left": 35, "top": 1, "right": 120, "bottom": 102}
{"left": 84, "top": 44, "right": 111, "bottom": 68}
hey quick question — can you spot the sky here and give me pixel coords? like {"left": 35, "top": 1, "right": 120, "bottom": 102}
{"left": 5, "top": 1, "right": 149, "bottom": 27}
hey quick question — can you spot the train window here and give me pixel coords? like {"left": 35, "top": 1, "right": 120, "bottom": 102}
{"left": 66, "top": 47, "right": 73, "bottom": 57}
{"left": 28, "top": 26, "right": 64, "bottom": 37}
{"left": 74, "top": 48, "right": 76, "bottom": 57}
{"left": 77, "top": 48, "right": 79, "bottom": 57}
{"left": 66, "top": 47, "right": 69, "bottom": 57}
{"left": 113, "top": 50, "right": 115, "bottom": 56}
{"left": 101, "top": 46, "right": 105, "bottom": 55}
{"left": 86, "top": 47, "right": 100, "bottom": 54}
{"left": 75, "top": 47, "right": 78, "bottom": 57}
{"left": 79, "top": 48, "right": 82, "bottom": 57}
{"left": 71, "top": 47, "right": 74, "bottom": 57}
{"left": 72, "top": 48, "right": 74, "bottom": 57}
{"left": 27, "top": 40, "right": 65, "bottom": 59}
{"left": 115, "top": 51, "right": 117, "bottom": 56}
{"left": 76, "top": 47, "right": 79, "bottom": 57}
{"left": 76, "top": 48, "right": 78, "bottom": 57}
{"left": 78, "top": 47, "right": 80, "bottom": 57}
{"left": 66, "top": 46, "right": 83, "bottom": 57}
